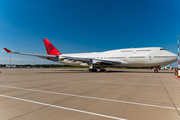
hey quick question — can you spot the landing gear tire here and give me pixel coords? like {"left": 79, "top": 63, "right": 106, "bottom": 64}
{"left": 88, "top": 68, "right": 97, "bottom": 72}
{"left": 154, "top": 69, "right": 158, "bottom": 73}
{"left": 88, "top": 65, "right": 98, "bottom": 72}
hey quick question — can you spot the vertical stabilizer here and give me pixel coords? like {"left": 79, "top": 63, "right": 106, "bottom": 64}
{"left": 43, "top": 39, "right": 62, "bottom": 55}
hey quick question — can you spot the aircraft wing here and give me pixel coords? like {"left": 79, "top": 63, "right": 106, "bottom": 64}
{"left": 4, "top": 47, "right": 122, "bottom": 65}
{"left": 60, "top": 56, "right": 121, "bottom": 65}
{"left": 4, "top": 48, "right": 59, "bottom": 61}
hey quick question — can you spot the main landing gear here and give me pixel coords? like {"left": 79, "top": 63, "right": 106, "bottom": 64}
{"left": 88, "top": 68, "right": 97, "bottom": 72}
{"left": 87, "top": 66, "right": 106, "bottom": 72}
{"left": 100, "top": 68, "right": 106, "bottom": 72}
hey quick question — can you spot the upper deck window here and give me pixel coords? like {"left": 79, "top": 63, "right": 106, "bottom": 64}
{"left": 121, "top": 50, "right": 132, "bottom": 52}
{"left": 136, "top": 50, "right": 151, "bottom": 52}
{"left": 160, "top": 48, "right": 165, "bottom": 50}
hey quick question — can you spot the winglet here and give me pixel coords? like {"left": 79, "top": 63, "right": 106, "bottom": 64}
{"left": 4, "top": 48, "right": 12, "bottom": 53}
{"left": 43, "top": 39, "right": 62, "bottom": 55}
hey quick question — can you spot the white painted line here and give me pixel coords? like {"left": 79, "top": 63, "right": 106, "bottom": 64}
{"left": 0, "top": 94, "right": 127, "bottom": 120}
{"left": 0, "top": 85, "right": 76, "bottom": 97}
{"left": 0, "top": 85, "right": 179, "bottom": 110}
{"left": 78, "top": 95, "right": 180, "bottom": 110}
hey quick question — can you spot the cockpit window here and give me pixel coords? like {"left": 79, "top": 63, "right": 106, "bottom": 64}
{"left": 160, "top": 48, "right": 165, "bottom": 50}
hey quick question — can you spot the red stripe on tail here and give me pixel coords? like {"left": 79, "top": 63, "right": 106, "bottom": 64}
{"left": 43, "top": 39, "right": 62, "bottom": 55}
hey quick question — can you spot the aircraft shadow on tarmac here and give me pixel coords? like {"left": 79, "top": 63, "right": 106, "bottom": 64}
{"left": 107, "top": 70, "right": 174, "bottom": 73}
{"left": 38, "top": 69, "right": 174, "bottom": 74}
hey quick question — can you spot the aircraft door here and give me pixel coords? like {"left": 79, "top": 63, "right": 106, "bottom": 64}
{"left": 132, "top": 49, "right": 136, "bottom": 54}
{"left": 148, "top": 54, "right": 153, "bottom": 60}
{"left": 122, "top": 56, "right": 127, "bottom": 63}
{"left": 95, "top": 56, "right": 100, "bottom": 59}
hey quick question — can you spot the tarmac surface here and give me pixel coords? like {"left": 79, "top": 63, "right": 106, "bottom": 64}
{"left": 0, "top": 68, "right": 180, "bottom": 120}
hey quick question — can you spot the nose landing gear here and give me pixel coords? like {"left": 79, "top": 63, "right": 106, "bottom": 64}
{"left": 154, "top": 68, "right": 159, "bottom": 73}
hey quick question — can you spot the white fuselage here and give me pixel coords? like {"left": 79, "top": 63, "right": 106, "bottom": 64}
{"left": 58, "top": 47, "right": 177, "bottom": 67}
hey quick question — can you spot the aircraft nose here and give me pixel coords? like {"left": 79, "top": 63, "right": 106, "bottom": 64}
{"left": 171, "top": 53, "right": 177, "bottom": 62}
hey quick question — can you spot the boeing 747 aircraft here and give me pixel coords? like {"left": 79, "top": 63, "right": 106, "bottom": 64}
{"left": 4, "top": 39, "right": 177, "bottom": 73}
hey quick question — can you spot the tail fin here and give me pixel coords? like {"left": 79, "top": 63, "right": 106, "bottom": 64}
{"left": 43, "top": 39, "right": 62, "bottom": 55}
{"left": 4, "top": 48, "right": 12, "bottom": 53}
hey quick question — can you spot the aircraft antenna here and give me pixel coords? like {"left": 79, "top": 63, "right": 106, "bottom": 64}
{"left": 178, "top": 35, "right": 180, "bottom": 68}
{"left": 170, "top": 46, "right": 172, "bottom": 69}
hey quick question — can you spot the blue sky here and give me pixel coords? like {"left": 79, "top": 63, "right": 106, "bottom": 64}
{"left": 0, "top": 0, "right": 180, "bottom": 66}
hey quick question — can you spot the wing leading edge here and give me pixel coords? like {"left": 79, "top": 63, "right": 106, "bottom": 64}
{"left": 4, "top": 48, "right": 59, "bottom": 61}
